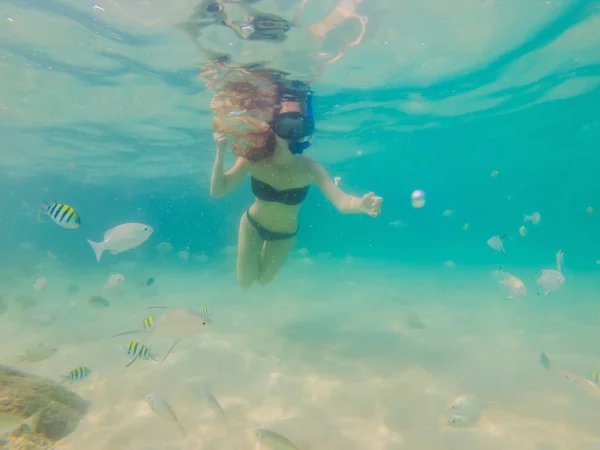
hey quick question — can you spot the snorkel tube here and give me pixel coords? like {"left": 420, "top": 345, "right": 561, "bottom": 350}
{"left": 288, "top": 90, "right": 314, "bottom": 155}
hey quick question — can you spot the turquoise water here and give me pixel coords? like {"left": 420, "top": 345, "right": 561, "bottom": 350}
{"left": 1, "top": 1, "right": 600, "bottom": 449}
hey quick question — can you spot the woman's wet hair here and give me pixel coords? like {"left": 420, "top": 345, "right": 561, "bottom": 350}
{"left": 207, "top": 65, "right": 281, "bottom": 162}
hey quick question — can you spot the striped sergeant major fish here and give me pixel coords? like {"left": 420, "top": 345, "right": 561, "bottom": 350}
{"left": 199, "top": 305, "right": 212, "bottom": 317}
{"left": 122, "top": 341, "right": 156, "bottom": 361}
{"left": 41, "top": 201, "right": 81, "bottom": 229}
{"left": 61, "top": 366, "right": 91, "bottom": 383}
{"left": 143, "top": 316, "right": 155, "bottom": 329}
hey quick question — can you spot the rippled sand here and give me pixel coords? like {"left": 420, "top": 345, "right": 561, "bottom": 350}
{"left": 1, "top": 256, "right": 599, "bottom": 450}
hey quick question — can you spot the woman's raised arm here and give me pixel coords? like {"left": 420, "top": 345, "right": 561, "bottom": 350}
{"left": 210, "top": 133, "right": 250, "bottom": 198}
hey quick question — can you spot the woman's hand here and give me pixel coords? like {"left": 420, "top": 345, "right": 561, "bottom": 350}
{"left": 359, "top": 192, "right": 383, "bottom": 217}
{"left": 213, "top": 132, "right": 228, "bottom": 153}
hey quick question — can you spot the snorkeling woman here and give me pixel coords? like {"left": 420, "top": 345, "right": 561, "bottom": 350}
{"left": 209, "top": 73, "right": 382, "bottom": 288}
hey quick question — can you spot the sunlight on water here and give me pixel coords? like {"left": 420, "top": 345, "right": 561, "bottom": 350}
{"left": 1, "top": 0, "right": 600, "bottom": 449}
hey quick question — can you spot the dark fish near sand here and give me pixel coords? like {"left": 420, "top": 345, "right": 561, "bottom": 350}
{"left": 67, "top": 284, "right": 80, "bottom": 295}
{"left": 146, "top": 277, "right": 155, "bottom": 287}
{"left": 88, "top": 296, "right": 111, "bottom": 308}
{"left": 540, "top": 352, "right": 551, "bottom": 370}
{"left": 15, "top": 343, "right": 59, "bottom": 363}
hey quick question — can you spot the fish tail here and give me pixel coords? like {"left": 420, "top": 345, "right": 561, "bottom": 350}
{"left": 87, "top": 239, "right": 104, "bottom": 262}
{"left": 176, "top": 421, "right": 187, "bottom": 437}
{"left": 23, "top": 409, "right": 44, "bottom": 433}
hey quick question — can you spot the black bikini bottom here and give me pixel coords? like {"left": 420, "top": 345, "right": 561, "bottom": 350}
{"left": 246, "top": 210, "right": 298, "bottom": 241}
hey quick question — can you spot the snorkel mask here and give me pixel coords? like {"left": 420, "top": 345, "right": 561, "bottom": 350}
{"left": 270, "top": 80, "right": 315, "bottom": 155}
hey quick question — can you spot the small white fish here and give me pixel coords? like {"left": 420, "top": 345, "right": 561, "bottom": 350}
{"left": 536, "top": 269, "right": 564, "bottom": 296}
{"left": 556, "top": 249, "right": 565, "bottom": 273}
{"left": 519, "top": 225, "right": 527, "bottom": 237}
{"left": 444, "top": 261, "right": 456, "bottom": 269}
{"left": 255, "top": 428, "right": 299, "bottom": 449}
{"left": 389, "top": 220, "right": 406, "bottom": 228}
{"left": 498, "top": 271, "right": 526, "bottom": 299}
{"left": 92, "top": 4, "right": 105, "bottom": 12}
{"left": 178, "top": 250, "right": 190, "bottom": 261}
{"left": 199, "top": 388, "right": 224, "bottom": 417}
{"left": 442, "top": 209, "right": 454, "bottom": 217}
{"left": 296, "top": 248, "right": 309, "bottom": 256}
{"left": 446, "top": 394, "right": 476, "bottom": 412}
{"left": 87, "top": 223, "right": 153, "bottom": 262}
{"left": 447, "top": 414, "right": 478, "bottom": 427}
{"left": 33, "top": 276, "right": 48, "bottom": 293}
{"left": 487, "top": 235, "right": 506, "bottom": 254}
{"left": 156, "top": 242, "right": 173, "bottom": 254}
{"left": 333, "top": 176, "right": 341, "bottom": 186}
{"left": 524, "top": 212, "right": 541, "bottom": 225}
{"left": 147, "top": 394, "right": 186, "bottom": 436}
{"left": 562, "top": 372, "right": 600, "bottom": 398}
{"left": 103, "top": 274, "right": 125, "bottom": 294}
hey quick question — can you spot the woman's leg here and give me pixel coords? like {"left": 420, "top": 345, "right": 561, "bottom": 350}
{"left": 236, "top": 213, "right": 264, "bottom": 289}
{"left": 257, "top": 235, "right": 297, "bottom": 285}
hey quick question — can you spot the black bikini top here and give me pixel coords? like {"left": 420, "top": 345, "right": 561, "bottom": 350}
{"left": 251, "top": 177, "right": 309, "bottom": 206}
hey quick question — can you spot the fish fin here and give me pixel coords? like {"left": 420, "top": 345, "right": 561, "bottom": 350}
{"left": 112, "top": 329, "right": 145, "bottom": 338}
{"left": 125, "top": 353, "right": 140, "bottom": 368}
{"left": 160, "top": 338, "right": 181, "bottom": 364}
{"left": 147, "top": 306, "right": 170, "bottom": 310}
{"left": 87, "top": 239, "right": 104, "bottom": 262}
{"left": 22, "top": 409, "right": 44, "bottom": 433}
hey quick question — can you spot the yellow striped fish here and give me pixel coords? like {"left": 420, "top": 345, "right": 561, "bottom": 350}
{"left": 62, "top": 366, "right": 91, "bottom": 383}
{"left": 122, "top": 341, "right": 156, "bottom": 361}
{"left": 41, "top": 202, "right": 81, "bottom": 229}
{"left": 199, "top": 305, "right": 212, "bottom": 317}
{"left": 143, "top": 316, "right": 155, "bottom": 329}
{"left": 592, "top": 372, "right": 599, "bottom": 386}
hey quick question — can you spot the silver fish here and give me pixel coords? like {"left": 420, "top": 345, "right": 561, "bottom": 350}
{"left": 255, "top": 428, "right": 300, "bottom": 449}
{"left": 199, "top": 388, "right": 224, "bottom": 417}
{"left": 147, "top": 394, "right": 186, "bottom": 436}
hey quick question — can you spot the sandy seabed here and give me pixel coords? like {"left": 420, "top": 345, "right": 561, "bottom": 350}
{"left": 1, "top": 254, "right": 600, "bottom": 450}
